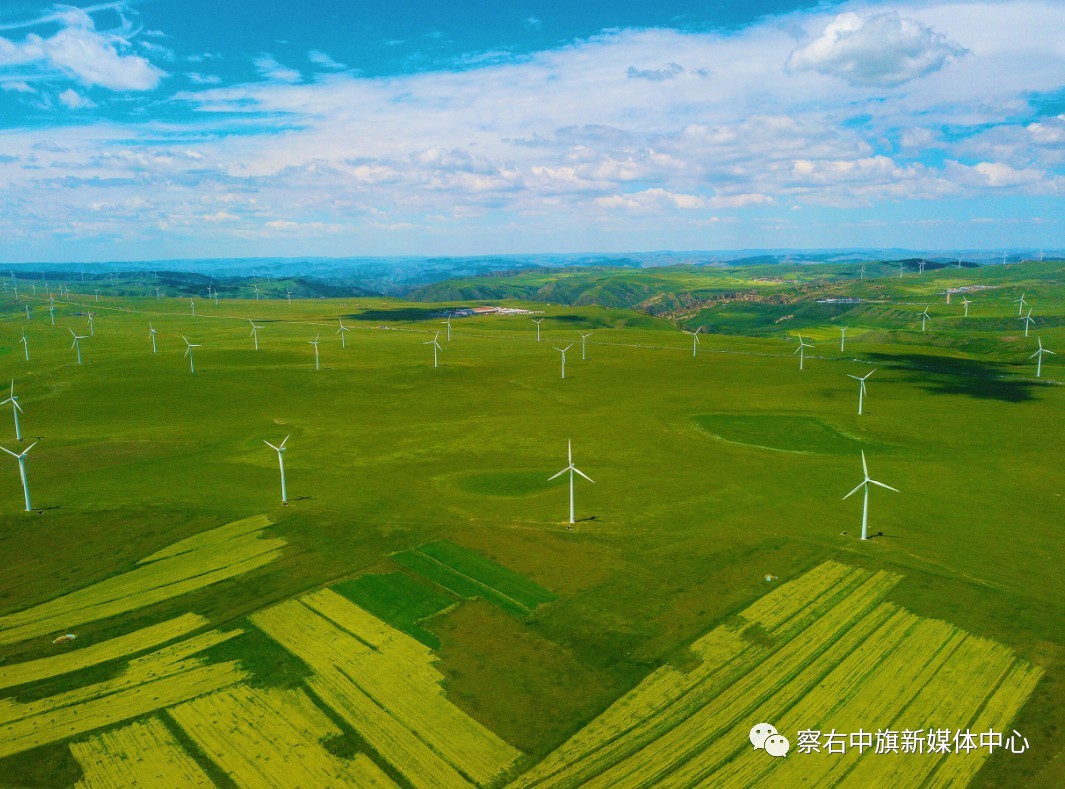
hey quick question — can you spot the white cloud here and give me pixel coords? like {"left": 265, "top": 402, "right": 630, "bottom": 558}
{"left": 788, "top": 11, "right": 967, "bottom": 88}
{"left": 308, "top": 50, "right": 345, "bottom": 70}
{"left": 187, "top": 72, "right": 221, "bottom": 85}
{"left": 58, "top": 88, "right": 95, "bottom": 108}
{"left": 254, "top": 54, "right": 301, "bottom": 83}
{"left": 1, "top": 79, "right": 35, "bottom": 93}
{"left": 0, "top": 6, "right": 166, "bottom": 91}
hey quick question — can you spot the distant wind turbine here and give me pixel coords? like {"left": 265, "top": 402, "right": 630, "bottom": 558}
{"left": 286, "top": 289, "right": 293, "bottom": 305}
{"left": 19, "top": 328, "right": 28, "bottom": 361}
{"left": 918, "top": 305, "right": 931, "bottom": 332}
{"left": 191, "top": 300, "right": 196, "bottom": 317}
{"left": 48, "top": 297, "right": 55, "bottom": 326}
{"left": 794, "top": 334, "right": 813, "bottom": 370}
{"left": 840, "top": 325, "right": 848, "bottom": 352}
{"left": 918, "top": 259, "right": 926, "bottom": 274}
{"left": 961, "top": 296, "right": 972, "bottom": 317}
{"left": 843, "top": 450, "right": 898, "bottom": 541}
{"left": 1014, "top": 293, "right": 1027, "bottom": 316}
{"left": 24, "top": 304, "right": 29, "bottom": 320}
{"left": 148, "top": 322, "right": 157, "bottom": 353}
{"left": 254, "top": 284, "right": 261, "bottom": 300}
{"left": 554, "top": 344, "right": 572, "bottom": 379}
{"left": 1, "top": 381, "right": 24, "bottom": 441}
{"left": 87, "top": 312, "right": 95, "bottom": 336}
{"left": 309, "top": 334, "right": 321, "bottom": 370}
{"left": 182, "top": 336, "right": 202, "bottom": 373}
{"left": 1020, "top": 309, "right": 1035, "bottom": 337}
{"left": 94, "top": 290, "right": 99, "bottom": 302}
{"left": 442, "top": 315, "right": 452, "bottom": 341}
{"left": 898, "top": 262, "right": 904, "bottom": 278}
{"left": 579, "top": 331, "right": 593, "bottom": 360}
{"left": 532, "top": 317, "right": 544, "bottom": 342}
{"left": 69, "top": 329, "right": 87, "bottom": 365}
{"left": 957, "top": 255, "right": 964, "bottom": 269}
{"left": 264, "top": 435, "right": 289, "bottom": 504}
{"left": 684, "top": 326, "right": 702, "bottom": 358}
{"left": 249, "top": 319, "right": 263, "bottom": 350}
{"left": 337, "top": 318, "right": 350, "bottom": 348}
{"left": 847, "top": 369, "right": 875, "bottom": 415}
{"left": 859, "top": 264, "right": 865, "bottom": 280}
{"left": 1, "top": 441, "right": 37, "bottom": 511}
{"left": 1030, "top": 337, "right": 1055, "bottom": 378}
{"left": 548, "top": 439, "right": 594, "bottom": 527}
{"left": 156, "top": 286, "right": 161, "bottom": 300}
{"left": 424, "top": 331, "right": 442, "bottom": 368}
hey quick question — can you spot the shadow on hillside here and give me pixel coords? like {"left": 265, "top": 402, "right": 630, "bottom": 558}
{"left": 862, "top": 352, "right": 1040, "bottom": 402}
{"left": 347, "top": 307, "right": 451, "bottom": 322}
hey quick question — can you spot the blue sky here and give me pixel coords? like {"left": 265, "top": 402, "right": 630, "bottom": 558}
{"left": 0, "top": 0, "right": 1062, "bottom": 262}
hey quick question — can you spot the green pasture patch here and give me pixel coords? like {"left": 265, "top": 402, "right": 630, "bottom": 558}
{"left": 331, "top": 572, "right": 455, "bottom": 648}
{"left": 391, "top": 550, "right": 531, "bottom": 618}
{"left": 417, "top": 540, "right": 558, "bottom": 609}
{"left": 457, "top": 470, "right": 551, "bottom": 497}
{"left": 693, "top": 413, "right": 866, "bottom": 455}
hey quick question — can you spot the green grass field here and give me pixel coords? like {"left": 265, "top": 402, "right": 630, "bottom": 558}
{"left": 0, "top": 260, "right": 1061, "bottom": 786}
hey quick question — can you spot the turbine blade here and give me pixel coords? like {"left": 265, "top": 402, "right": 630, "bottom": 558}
{"left": 843, "top": 481, "right": 866, "bottom": 500}
{"left": 0, "top": 446, "right": 18, "bottom": 458}
{"left": 573, "top": 467, "right": 595, "bottom": 484}
{"left": 548, "top": 468, "right": 568, "bottom": 481}
{"left": 861, "top": 450, "right": 868, "bottom": 478}
{"left": 280, "top": 435, "right": 289, "bottom": 447}
{"left": 22, "top": 441, "right": 37, "bottom": 454}
{"left": 264, "top": 440, "right": 278, "bottom": 450}
{"left": 869, "top": 480, "right": 899, "bottom": 493}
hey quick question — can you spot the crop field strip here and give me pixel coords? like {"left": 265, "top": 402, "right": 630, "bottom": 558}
{"left": 331, "top": 572, "right": 456, "bottom": 648}
{"left": 70, "top": 716, "right": 214, "bottom": 788}
{"left": 515, "top": 561, "right": 1043, "bottom": 789}
{"left": 168, "top": 683, "right": 397, "bottom": 787}
{"left": 391, "top": 540, "right": 557, "bottom": 618}
{"left": 0, "top": 629, "right": 245, "bottom": 759}
{"left": 0, "top": 613, "right": 206, "bottom": 691}
{"left": 0, "top": 515, "right": 282, "bottom": 646}
{"left": 251, "top": 589, "right": 521, "bottom": 788}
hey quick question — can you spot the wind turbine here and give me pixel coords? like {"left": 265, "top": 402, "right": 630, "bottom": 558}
{"left": 532, "top": 318, "right": 544, "bottom": 342}
{"left": 182, "top": 336, "right": 202, "bottom": 373}
{"left": 957, "top": 255, "right": 964, "bottom": 269}
{"left": 87, "top": 312, "right": 95, "bottom": 337}
{"left": 1014, "top": 293, "right": 1027, "bottom": 316}
{"left": 94, "top": 290, "right": 99, "bottom": 302}
{"left": 1, "top": 441, "right": 37, "bottom": 511}
{"left": 843, "top": 450, "right": 898, "bottom": 541}
{"left": 554, "top": 344, "right": 572, "bottom": 379}
{"left": 441, "top": 315, "right": 452, "bottom": 342}
{"left": 579, "top": 331, "right": 592, "bottom": 360}
{"left": 898, "top": 262, "right": 904, "bottom": 278}
{"left": 19, "top": 328, "right": 28, "bottom": 362}
{"left": 840, "top": 325, "right": 848, "bottom": 352}
{"left": 424, "top": 331, "right": 442, "bottom": 368}
{"left": 249, "top": 319, "right": 263, "bottom": 350}
{"left": 918, "top": 305, "right": 931, "bottom": 332}
{"left": 918, "top": 259, "right": 926, "bottom": 275}
{"left": 961, "top": 296, "right": 972, "bottom": 317}
{"left": 1, "top": 381, "right": 24, "bottom": 440}
{"left": 859, "top": 264, "right": 865, "bottom": 280}
{"left": 24, "top": 304, "right": 29, "bottom": 320}
{"left": 263, "top": 435, "right": 289, "bottom": 504}
{"left": 48, "top": 297, "right": 55, "bottom": 326}
{"left": 191, "top": 300, "right": 196, "bottom": 317}
{"left": 847, "top": 369, "right": 875, "bottom": 415}
{"left": 337, "top": 318, "right": 350, "bottom": 348}
{"left": 794, "top": 334, "right": 813, "bottom": 370}
{"left": 69, "top": 329, "right": 87, "bottom": 365}
{"left": 148, "top": 322, "right": 157, "bottom": 353}
{"left": 309, "top": 334, "right": 321, "bottom": 370}
{"left": 254, "top": 284, "right": 261, "bottom": 300}
{"left": 1020, "top": 309, "right": 1034, "bottom": 338}
{"left": 156, "top": 286, "right": 162, "bottom": 300}
{"left": 1039, "top": 249, "right": 1045, "bottom": 262}
{"left": 1030, "top": 337, "right": 1055, "bottom": 378}
{"left": 548, "top": 439, "right": 594, "bottom": 527}
{"left": 684, "top": 326, "right": 702, "bottom": 358}
{"left": 286, "top": 289, "right": 293, "bottom": 305}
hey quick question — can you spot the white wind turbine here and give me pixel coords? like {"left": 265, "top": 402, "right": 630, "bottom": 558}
{"left": 840, "top": 325, "right": 848, "bottom": 352}
{"left": 182, "top": 336, "right": 202, "bottom": 373}
{"left": 684, "top": 326, "right": 702, "bottom": 357}
{"left": 24, "top": 304, "right": 30, "bottom": 320}
{"left": 548, "top": 439, "right": 594, "bottom": 527}
{"left": 309, "top": 334, "right": 321, "bottom": 370}
{"left": 579, "top": 331, "right": 593, "bottom": 360}
{"left": 847, "top": 369, "right": 875, "bottom": 415}
{"left": 859, "top": 264, "right": 866, "bottom": 280}
{"left": 1014, "top": 293, "right": 1027, "bottom": 315}
{"left": 253, "top": 284, "right": 261, "bottom": 300}
{"left": 843, "top": 450, "right": 898, "bottom": 541}
{"left": 87, "top": 312, "right": 95, "bottom": 336}
{"left": 918, "top": 305, "right": 931, "bottom": 332}
{"left": 191, "top": 299, "right": 196, "bottom": 317}
{"left": 961, "top": 296, "right": 972, "bottom": 317}
{"left": 898, "top": 262, "right": 904, "bottom": 278}
{"left": 794, "top": 334, "right": 813, "bottom": 370}
{"left": 249, "top": 319, "right": 263, "bottom": 350}
{"left": 1020, "top": 309, "right": 1034, "bottom": 338}
{"left": 1, "top": 381, "right": 24, "bottom": 441}
{"left": 155, "top": 286, "right": 162, "bottom": 300}
{"left": 918, "top": 259, "right": 926, "bottom": 274}
{"left": 69, "top": 329, "right": 87, "bottom": 365}
{"left": 48, "top": 297, "right": 56, "bottom": 326}
{"left": 337, "top": 318, "right": 350, "bottom": 348}
{"left": 19, "top": 328, "right": 28, "bottom": 361}
{"left": 264, "top": 435, "right": 290, "bottom": 504}
{"left": 532, "top": 317, "right": 544, "bottom": 342}
{"left": 554, "top": 344, "right": 572, "bottom": 379}
{"left": 1031, "top": 337, "right": 1055, "bottom": 378}
{"left": 442, "top": 315, "right": 452, "bottom": 341}
{"left": 957, "top": 255, "right": 964, "bottom": 269}
{"left": 286, "top": 289, "right": 293, "bottom": 305}
{"left": 424, "top": 331, "right": 442, "bottom": 368}
{"left": 1, "top": 441, "right": 37, "bottom": 511}
{"left": 148, "top": 322, "right": 158, "bottom": 353}
{"left": 94, "top": 290, "right": 99, "bottom": 302}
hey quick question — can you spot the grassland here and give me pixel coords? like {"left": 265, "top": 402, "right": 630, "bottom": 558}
{"left": 0, "top": 258, "right": 1060, "bottom": 785}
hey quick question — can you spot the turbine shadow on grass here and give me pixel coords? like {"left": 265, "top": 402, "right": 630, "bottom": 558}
{"left": 861, "top": 352, "right": 1041, "bottom": 403}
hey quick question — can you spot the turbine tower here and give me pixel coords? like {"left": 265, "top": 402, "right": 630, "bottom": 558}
{"left": 309, "top": 334, "right": 321, "bottom": 370}
{"left": 1, "top": 381, "right": 24, "bottom": 440}
{"left": 554, "top": 344, "right": 572, "bottom": 379}
{"left": 794, "top": 334, "right": 813, "bottom": 370}
{"left": 1031, "top": 338, "right": 1055, "bottom": 378}
{"left": 532, "top": 318, "right": 544, "bottom": 342}
{"left": 87, "top": 312, "right": 95, "bottom": 336}
{"left": 847, "top": 369, "right": 875, "bottom": 415}
{"left": 840, "top": 325, "right": 848, "bottom": 352}
{"left": 1, "top": 441, "right": 37, "bottom": 511}
{"left": 1020, "top": 309, "right": 1034, "bottom": 338}
{"left": 684, "top": 326, "right": 702, "bottom": 358}
{"left": 69, "top": 329, "right": 87, "bottom": 365}
{"left": 548, "top": 439, "right": 594, "bottom": 527}
{"left": 148, "top": 322, "right": 157, "bottom": 353}
{"left": 918, "top": 305, "right": 931, "bottom": 332}
{"left": 441, "top": 315, "right": 452, "bottom": 342}
{"left": 48, "top": 297, "right": 55, "bottom": 326}
{"left": 424, "top": 331, "right": 442, "bottom": 368}
{"left": 579, "top": 331, "right": 593, "bottom": 360}
{"left": 249, "top": 319, "right": 263, "bottom": 350}
{"left": 1014, "top": 293, "right": 1027, "bottom": 316}
{"left": 843, "top": 450, "right": 898, "bottom": 541}
{"left": 337, "top": 318, "right": 350, "bottom": 348}
{"left": 191, "top": 300, "right": 196, "bottom": 317}
{"left": 182, "top": 336, "right": 202, "bottom": 373}
{"left": 264, "top": 435, "right": 289, "bottom": 504}
{"left": 859, "top": 264, "right": 865, "bottom": 280}
{"left": 19, "top": 328, "right": 28, "bottom": 362}
{"left": 961, "top": 296, "right": 972, "bottom": 317}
